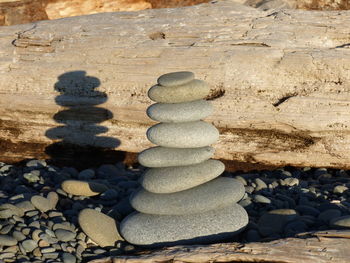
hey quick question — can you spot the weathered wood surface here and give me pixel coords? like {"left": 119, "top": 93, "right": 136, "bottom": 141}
{"left": 88, "top": 230, "right": 350, "bottom": 263}
{"left": 1, "top": 0, "right": 350, "bottom": 168}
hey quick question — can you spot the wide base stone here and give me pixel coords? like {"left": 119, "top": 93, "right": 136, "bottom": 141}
{"left": 120, "top": 203, "right": 248, "bottom": 247}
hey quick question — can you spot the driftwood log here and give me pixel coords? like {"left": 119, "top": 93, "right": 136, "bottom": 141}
{"left": 1, "top": 0, "right": 350, "bottom": 168}
{"left": 89, "top": 230, "right": 350, "bottom": 263}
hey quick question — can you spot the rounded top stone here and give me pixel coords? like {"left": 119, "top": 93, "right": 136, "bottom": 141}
{"left": 157, "top": 71, "right": 194, "bottom": 87}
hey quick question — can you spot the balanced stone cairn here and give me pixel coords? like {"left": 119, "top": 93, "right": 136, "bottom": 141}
{"left": 120, "top": 71, "right": 248, "bottom": 247}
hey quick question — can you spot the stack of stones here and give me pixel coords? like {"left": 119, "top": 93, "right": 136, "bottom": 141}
{"left": 120, "top": 71, "right": 248, "bottom": 247}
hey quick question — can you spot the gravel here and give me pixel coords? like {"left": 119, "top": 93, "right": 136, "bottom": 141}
{"left": 0, "top": 160, "right": 349, "bottom": 261}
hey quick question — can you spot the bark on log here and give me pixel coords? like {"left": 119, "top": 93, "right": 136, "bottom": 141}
{"left": 1, "top": 0, "right": 350, "bottom": 168}
{"left": 88, "top": 230, "right": 350, "bottom": 263}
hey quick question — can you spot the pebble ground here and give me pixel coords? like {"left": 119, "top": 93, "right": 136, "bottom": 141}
{"left": 0, "top": 160, "right": 349, "bottom": 262}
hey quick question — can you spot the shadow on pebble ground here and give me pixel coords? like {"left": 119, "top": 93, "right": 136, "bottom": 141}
{"left": 44, "top": 70, "right": 125, "bottom": 169}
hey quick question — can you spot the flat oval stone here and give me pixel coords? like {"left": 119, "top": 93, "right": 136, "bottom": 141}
{"left": 148, "top": 80, "right": 210, "bottom": 103}
{"left": 147, "top": 121, "right": 219, "bottom": 148}
{"left": 147, "top": 100, "right": 213, "bottom": 123}
{"left": 131, "top": 177, "right": 245, "bottom": 215}
{"left": 78, "top": 209, "right": 123, "bottom": 247}
{"left": 157, "top": 71, "right": 194, "bottom": 87}
{"left": 330, "top": 215, "right": 350, "bottom": 228}
{"left": 141, "top": 159, "right": 225, "bottom": 193}
{"left": 120, "top": 204, "right": 248, "bottom": 247}
{"left": 61, "top": 180, "right": 108, "bottom": 196}
{"left": 0, "top": 235, "right": 18, "bottom": 246}
{"left": 138, "top": 146, "right": 214, "bottom": 168}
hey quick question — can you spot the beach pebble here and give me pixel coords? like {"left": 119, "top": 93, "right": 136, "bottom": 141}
{"left": 61, "top": 180, "right": 108, "bottom": 196}
{"left": 55, "top": 229, "right": 76, "bottom": 242}
{"left": 147, "top": 100, "right": 213, "bottom": 123}
{"left": 131, "top": 177, "right": 245, "bottom": 215}
{"left": 318, "top": 209, "right": 342, "bottom": 224}
{"left": 157, "top": 71, "right": 194, "bottom": 87}
{"left": 330, "top": 215, "right": 350, "bottom": 228}
{"left": 120, "top": 204, "right": 248, "bottom": 247}
{"left": 21, "top": 239, "right": 37, "bottom": 252}
{"left": 140, "top": 159, "right": 225, "bottom": 193}
{"left": 258, "top": 209, "right": 298, "bottom": 236}
{"left": 78, "top": 209, "right": 123, "bottom": 247}
{"left": 138, "top": 146, "right": 214, "bottom": 168}
{"left": 30, "top": 192, "right": 58, "bottom": 212}
{"left": 148, "top": 80, "right": 210, "bottom": 103}
{"left": 147, "top": 121, "right": 219, "bottom": 148}
{"left": 0, "top": 235, "right": 18, "bottom": 246}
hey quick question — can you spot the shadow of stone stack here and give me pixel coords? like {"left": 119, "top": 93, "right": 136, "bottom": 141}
{"left": 120, "top": 71, "right": 248, "bottom": 247}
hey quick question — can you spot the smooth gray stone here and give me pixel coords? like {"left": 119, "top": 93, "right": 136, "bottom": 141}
{"left": 318, "top": 209, "right": 342, "bottom": 224}
{"left": 120, "top": 203, "right": 248, "bottom": 247}
{"left": 62, "top": 253, "right": 76, "bottom": 263}
{"left": 148, "top": 80, "right": 210, "bottom": 103}
{"left": 330, "top": 215, "right": 350, "bottom": 228}
{"left": 157, "top": 71, "right": 194, "bottom": 87}
{"left": 140, "top": 159, "right": 225, "bottom": 193}
{"left": 21, "top": 239, "right": 38, "bottom": 252}
{"left": 147, "top": 100, "right": 213, "bottom": 123}
{"left": 131, "top": 177, "right": 245, "bottom": 215}
{"left": 0, "top": 204, "right": 24, "bottom": 218}
{"left": 147, "top": 121, "right": 219, "bottom": 148}
{"left": 138, "top": 146, "right": 214, "bottom": 168}
{"left": 78, "top": 209, "right": 123, "bottom": 247}
{"left": 55, "top": 229, "right": 76, "bottom": 242}
{"left": 253, "top": 195, "right": 271, "bottom": 204}
{"left": 258, "top": 209, "right": 298, "bottom": 237}
{"left": 0, "top": 235, "right": 18, "bottom": 246}
{"left": 12, "top": 231, "right": 26, "bottom": 241}
{"left": 30, "top": 192, "right": 58, "bottom": 212}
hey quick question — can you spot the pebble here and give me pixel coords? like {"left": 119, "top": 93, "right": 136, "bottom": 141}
{"left": 12, "top": 231, "right": 26, "bottom": 241}
{"left": 253, "top": 195, "right": 271, "bottom": 204}
{"left": 21, "top": 239, "right": 37, "bottom": 252}
{"left": 333, "top": 185, "right": 348, "bottom": 194}
{"left": 62, "top": 253, "right": 76, "bottom": 263}
{"left": 131, "top": 177, "right": 245, "bottom": 215}
{"left": 318, "top": 209, "right": 342, "bottom": 224}
{"left": 148, "top": 79, "right": 210, "bottom": 103}
{"left": 30, "top": 192, "right": 58, "bottom": 212}
{"left": 147, "top": 100, "right": 213, "bottom": 123}
{"left": 330, "top": 215, "right": 350, "bottom": 228}
{"left": 55, "top": 229, "right": 76, "bottom": 242}
{"left": 138, "top": 146, "right": 214, "bottom": 167}
{"left": 157, "top": 71, "right": 194, "bottom": 87}
{"left": 120, "top": 204, "right": 248, "bottom": 247}
{"left": 258, "top": 209, "right": 298, "bottom": 236}
{"left": 78, "top": 209, "right": 123, "bottom": 247}
{"left": 0, "top": 235, "right": 18, "bottom": 246}
{"left": 254, "top": 178, "right": 267, "bottom": 191}
{"left": 140, "top": 159, "right": 225, "bottom": 193}
{"left": 147, "top": 121, "right": 219, "bottom": 148}
{"left": 78, "top": 169, "right": 95, "bottom": 180}
{"left": 0, "top": 203, "right": 24, "bottom": 218}
{"left": 295, "top": 205, "right": 320, "bottom": 217}
{"left": 61, "top": 180, "right": 108, "bottom": 196}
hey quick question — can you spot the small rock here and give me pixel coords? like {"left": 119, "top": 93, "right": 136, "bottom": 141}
{"left": 281, "top": 178, "right": 299, "bottom": 187}
{"left": 318, "top": 209, "right": 342, "bottom": 224}
{"left": 78, "top": 209, "right": 123, "bottom": 247}
{"left": 23, "top": 170, "right": 40, "bottom": 183}
{"left": 147, "top": 121, "right": 219, "bottom": 148}
{"left": 55, "top": 229, "right": 76, "bottom": 242}
{"left": 157, "top": 71, "right": 194, "bottom": 87}
{"left": 258, "top": 209, "right": 298, "bottom": 236}
{"left": 0, "top": 204, "right": 24, "bottom": 218}
{"left": 15, "top": 201, "right": 35, "bottom": 212}
{"left": 253, "top": 195, "right": 271, "bottom": 204}
{"left": 149, "top": 79, "right": 210, "bottom": 103}
{"left": 100, "top": 189, "right": 119, "bottom": 200}
{"left": 138, "top": 146, "right": 214, "bottom": 167}
{"left": 31, "top": 192, "right": 58, "bottom": 212}
{"left": 78, "top": 169, "right": 95, "bottom": 180}
{"left": 61, "top": 180, "right": 108, "bottom": 196}
{"left": 12, "top": 231, "right": 26, "bottom": 241}
{"left": 21, "top": 239, "right": 38, "bottom": 252}
{"left": 147, "top": 100, "right": 213, "bottom": 123}
{"left": 333, "top": 185, "right": 348, "bottom": 194}
{"left": 295, "top": 205, "right": 320, "bottom": 217}
{"left": 121, "top": 204, "right": 248, "bottom": 247}
{"left": 131, "top": 177, "right": 245, "bottom": 215}
{"left": 330, "top": 215, "right": 350, "bottom": 228}
{"left": 0, "top": 235, "right": 18, "bottom": 246}
{"left": 254, "top": 178, "right": 267, "bottom": 191}
{"left": 141, "top": 159, "right": 225, "bottom": 193}
{"left": 62, "top": 253, "right": 76, "bottom": 263}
